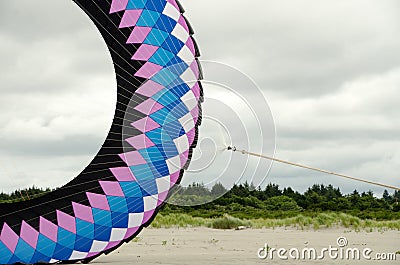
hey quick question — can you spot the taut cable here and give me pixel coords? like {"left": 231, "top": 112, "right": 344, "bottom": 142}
{"left": 227, "top": 146, "right": 400, "bottom": 191}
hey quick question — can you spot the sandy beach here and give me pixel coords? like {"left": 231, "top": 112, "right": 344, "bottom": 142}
{"left": 93, "top": 227, "right": 399, "bottom": 265}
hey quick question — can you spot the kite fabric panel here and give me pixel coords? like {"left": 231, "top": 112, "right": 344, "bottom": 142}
{"left": 0, "top": 0, "right": 202, "bottom": 264}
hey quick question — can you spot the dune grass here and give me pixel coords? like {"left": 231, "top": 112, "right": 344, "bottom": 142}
{"left": 209, "top": 215, "right": 252, "bottom": 229}
{"left": 150, "top": 213, "right": 250, "bottom": 229}
{"left": 150, "top": 213, "right": 209, "bottom": 228}
{"left": 150, "top": 212, "right": 400, "bottom": 232}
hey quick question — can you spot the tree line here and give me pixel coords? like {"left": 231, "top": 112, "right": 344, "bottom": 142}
{"left": 1, "top": 183, "right": 399, "bottom": 220}
{"left": 165, "top": 182, "right": 400, "bottom": 220}
{"left": 0, "top": 186, "right": 51, "bottom": 202}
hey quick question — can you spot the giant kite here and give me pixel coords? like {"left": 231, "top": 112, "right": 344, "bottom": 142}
{"left": 0, "top": 0, "right": 202, "bottom": 263}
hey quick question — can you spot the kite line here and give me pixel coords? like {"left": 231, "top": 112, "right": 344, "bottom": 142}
{"left": 227, "top": 146, "right": 400, "bottom": 191}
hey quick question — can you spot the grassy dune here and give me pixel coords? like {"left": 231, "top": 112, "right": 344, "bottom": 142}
{"left": 151, "top": 213, "right": 400, "bottom": 232}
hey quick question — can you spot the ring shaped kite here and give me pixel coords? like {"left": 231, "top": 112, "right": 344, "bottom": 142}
{"left": 0, "top": 0, "right": 202, "bottom": 264}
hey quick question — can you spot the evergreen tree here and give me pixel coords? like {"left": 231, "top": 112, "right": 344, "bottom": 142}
{"left": 382, "top": 190, "right": 391, "bottom": 202}
{"left": 211, "top": 182, "right": 227, "bottom": 197}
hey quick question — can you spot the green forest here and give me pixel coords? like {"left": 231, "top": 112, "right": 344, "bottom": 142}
{"left": 164, "top": 182, "right": 400, "bottom": 221}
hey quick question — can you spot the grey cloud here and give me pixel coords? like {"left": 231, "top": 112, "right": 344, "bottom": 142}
{"left": 0, "top": 1, "right": 90, "bottom": 41}
{"left": 184, "top": 0, "right": 400, "bottom": 97}
{"left": 0, "top": 1, "right": 114, "bottom": 95}
{"left": 0, "top": 134, "right": 105, "bottom": 157}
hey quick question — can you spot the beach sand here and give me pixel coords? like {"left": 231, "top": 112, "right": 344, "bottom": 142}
{"left": 94, "top": 227, "right": 399, "bottom": 264}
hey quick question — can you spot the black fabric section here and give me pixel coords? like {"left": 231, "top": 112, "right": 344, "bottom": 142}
{"left": 192, "top": 37, "right": 202, "bottom": 57}
{"left": 176, "top": 0, "right": 185, "bottom": 13}
{"left": 184, "top": 17, "right": 195, "bottom": 35}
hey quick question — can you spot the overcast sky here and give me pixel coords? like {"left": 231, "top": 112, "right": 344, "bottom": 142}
{"left": 0, "top": 0, "right": 399, "bottom": 196}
